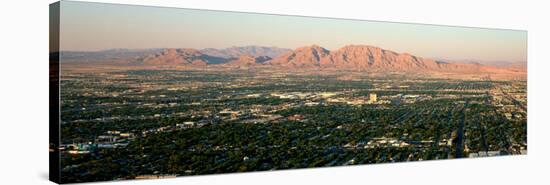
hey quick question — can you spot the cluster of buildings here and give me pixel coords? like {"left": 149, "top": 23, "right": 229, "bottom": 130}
{"left": 324, "top": 93, "right": 390, "bottom": 105}
{"left": 490, "top": 83, "right": 527, "bottom": 120}
{"left": 269, "top": 92, "right": 338, "bottom": 100}
{"left": 63, "top": 130, "right": 134, "bottom": 154}
{"left": 468, "top": 151, "right": 503, "bottom": 158}
{"left": 63, "top": 120, "right": 207, "bottom": 155}
{"left": 268, "top": 91, "right": 391, "bottom": 106}
{"left": 142, "top": 120, "right": 207, "bottom": 137}
{"left": 342, "top": 137, "right": 448, "bottom": 150}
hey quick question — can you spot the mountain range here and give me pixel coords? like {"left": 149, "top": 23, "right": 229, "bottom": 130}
{"left": 267, "top": 45, "right": 493, "bottom": 72}
{"left": 59, "top": 45, "right": 526, "bottom": 79}
{"left": 61, "top": 46, "right": 289, "bottom": 64}
{"left": 135, "top": 45, "right": 524, "bottom": 73}
{"left": 200, "top": 46, "right": 291, "bottom": 58}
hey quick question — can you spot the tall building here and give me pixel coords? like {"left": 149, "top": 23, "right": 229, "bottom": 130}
{"left": 369, "top": 93, "right": 377, "bottom": 103}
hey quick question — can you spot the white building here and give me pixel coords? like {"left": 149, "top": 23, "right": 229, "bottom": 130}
{"left": 369, "top": 93, "right": 377, "bottom": 103}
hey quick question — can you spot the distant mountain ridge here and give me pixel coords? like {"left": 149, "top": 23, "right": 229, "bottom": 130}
{"left": 59, "top": 46, "right": 289, "bottom": 64}
{"left": 200, "top": 46, "right": 291, "bottom": 59}
{"left": 135, "top": 46, "right": 287, "bottom": 66}
{"left": 60, "top": 45, "right": 526, "bottom": 80}
{"left": 135, "top": 45, "right": 524, "bottom": 72}
{"left": 137, "top": 48, "right": 227, "bottom": 66}
{"left": 267, "top": 44, "right": 490, "bottom": 72}
{"left": 59, "top": 48, "right": 163, "bottom": 63}
{"left": 226, "top": 55, "right": 272, "bottom": 66}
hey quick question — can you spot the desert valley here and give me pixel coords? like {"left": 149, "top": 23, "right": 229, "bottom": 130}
{"left": 56, "top": 45, "right": 526, "bottom": 183}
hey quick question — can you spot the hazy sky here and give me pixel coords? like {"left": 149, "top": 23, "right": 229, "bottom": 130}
{"left": 59, "top": 1, "right": 527, "bottom": 62}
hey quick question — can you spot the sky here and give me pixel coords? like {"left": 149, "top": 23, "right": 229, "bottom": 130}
{"left": 58, "top": 1, "right": 527, "bottom": 62}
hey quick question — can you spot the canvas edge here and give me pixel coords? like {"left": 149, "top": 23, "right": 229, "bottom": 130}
{"left": 49, "top": 1, "right": 62, "bottom": 184}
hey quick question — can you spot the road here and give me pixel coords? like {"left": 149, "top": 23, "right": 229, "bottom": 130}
{"left": 455, "top": 101, "right": 468, "bottom": 158}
